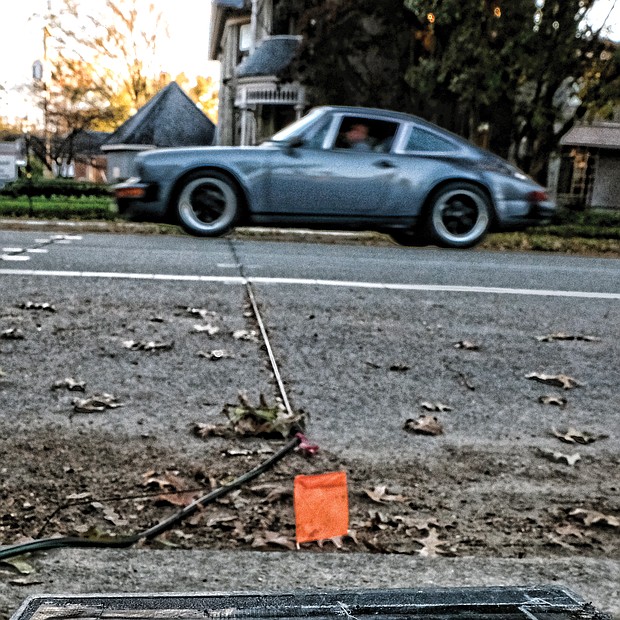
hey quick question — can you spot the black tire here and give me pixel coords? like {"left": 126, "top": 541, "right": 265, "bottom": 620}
{"left": 424, "top": 182, "right": 492, "bottom": 248}
{"left": 389, "top": 229, "right": 428, "bottom": 247}
{"left": 174, "top": 171, "right": 239, "bottom": 237}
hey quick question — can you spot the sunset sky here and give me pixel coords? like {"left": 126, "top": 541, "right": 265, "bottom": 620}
{"left": 1, "top": 0, "right": 618, "bottom": 124}
{"left": 0, "top": 0, "right": 218, "bottom": 123}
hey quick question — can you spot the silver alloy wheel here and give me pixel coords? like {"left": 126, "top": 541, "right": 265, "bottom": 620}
{"left": 430, "top": 187, "right": 490, "bottom": 247}
{"left": 177, "top": 176, "right": 238, "bottom": 235}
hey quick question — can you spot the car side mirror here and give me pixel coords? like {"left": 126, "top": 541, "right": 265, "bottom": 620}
{"left": 285, "top": 136, "right": 305, "bottom": 152}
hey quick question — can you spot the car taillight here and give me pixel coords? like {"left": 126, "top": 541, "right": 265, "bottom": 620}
{"left": 528, "top": 190, "right": 548, "bottom": 202}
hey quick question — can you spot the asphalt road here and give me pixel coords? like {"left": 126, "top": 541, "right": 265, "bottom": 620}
{"left": 1, "top": 230, "right": 619, "bottom": 619}
{"left": 1, "top": 231, "right": 619, "bottom": 457}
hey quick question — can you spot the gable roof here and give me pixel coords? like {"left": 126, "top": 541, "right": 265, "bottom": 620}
{"left": 103, "top": 82, "right": 215, "bottom": 149}
{"left": 236, "top": 36, "right": 302, "bottom": 78}
{"left": 560, "top": 122, "right": 620, "bottom": 150}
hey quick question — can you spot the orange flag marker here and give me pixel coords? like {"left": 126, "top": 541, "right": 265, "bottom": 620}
{"left": 294, "top": 471, "right": 349, "bottom": 544}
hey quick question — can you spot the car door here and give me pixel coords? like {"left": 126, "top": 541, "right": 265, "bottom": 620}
{"left": 267, "top": 114, "right": 402, "bottom": 217}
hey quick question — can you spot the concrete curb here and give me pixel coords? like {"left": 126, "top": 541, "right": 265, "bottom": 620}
{"left": 1, "top": 550, "right": 618, "bottom": 620}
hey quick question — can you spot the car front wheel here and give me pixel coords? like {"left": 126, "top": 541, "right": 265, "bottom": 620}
{"left": 425, "top": 183, "right": 492, "bottom": 248}
{"left": 174, "top": 172, "right": 239, "bottom": 237}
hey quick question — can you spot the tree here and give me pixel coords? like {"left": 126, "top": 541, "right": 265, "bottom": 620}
{"left": 178, "top": 73, "right": 219, "bottom": 124}
{"left": 402, "top": 0, "right": 617, "bottom": 181}
{"left": 278, "top": 0, "right": 617, "bottom": 182}
{"left": 276, "top": 0, "right": 419, "bottom": 111}
{"left": 31, "top": 0, "right": 171, "bottom": 171}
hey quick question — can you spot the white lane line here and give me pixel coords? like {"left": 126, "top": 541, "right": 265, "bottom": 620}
{"left": 1, "top": 255, "right": 31, "bottom": 262}
{"left": 0, "top": 268, "right": 619, "bottom": 300}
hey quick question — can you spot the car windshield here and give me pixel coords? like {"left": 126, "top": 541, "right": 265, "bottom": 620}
{"left": 270, "top": 108, "right": 326, "bottom": 142}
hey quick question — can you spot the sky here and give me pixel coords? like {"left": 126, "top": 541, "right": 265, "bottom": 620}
{"left": 1, "top": 0, "right": 619, "bottom": 124}
{"left": 0, "top": 0, "right": 219, "bottom": 123}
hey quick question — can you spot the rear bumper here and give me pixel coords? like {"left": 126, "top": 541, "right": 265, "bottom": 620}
{"left": 496, "top": 196, "right": 556, "bottom": 229}
{"left": 527, "top": 198, "right": 555, "bottom": 222}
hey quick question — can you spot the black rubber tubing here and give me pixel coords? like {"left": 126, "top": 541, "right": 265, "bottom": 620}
{"left": 0, "top": 434, "right": 301, "bottom": 562}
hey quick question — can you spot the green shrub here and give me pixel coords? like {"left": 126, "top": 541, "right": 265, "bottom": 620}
{"left": 0, "top": 178, "right": 112, "bottom": 199}
{"left": 0, "top": 196, "right": 117, "bottom": 220}
{"left": 550, "top": 208, "right": 620, "bottom": 228}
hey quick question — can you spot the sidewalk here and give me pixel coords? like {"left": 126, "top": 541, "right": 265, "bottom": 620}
{"left": 2, "top": 550, "right": 619, "bottom": 620}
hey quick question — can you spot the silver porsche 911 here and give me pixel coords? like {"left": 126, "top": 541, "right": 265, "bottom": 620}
{"left": 114, "top": 106, "right": 555, "bottom": 248}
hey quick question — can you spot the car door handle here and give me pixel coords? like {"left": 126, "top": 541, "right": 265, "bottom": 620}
{"left": 374, "top": 160, "right": 396, "bottom": 168}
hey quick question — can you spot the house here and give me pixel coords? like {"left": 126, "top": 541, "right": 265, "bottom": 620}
{"left": 101, "top": 81, "right": 216, "bottom": 182}
{"left": 53, "top": 129, "right": 109, "bottom": 183}
{"left": 556, "top": 121, "right": 620, "bottom": 210}
{"left": 209, "top": 0, "right": 305, "bottom": 145}
{"left": 0, "top": 140, "right": 23, "bottom": 186}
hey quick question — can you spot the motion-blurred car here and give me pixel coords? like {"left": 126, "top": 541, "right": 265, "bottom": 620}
{"left": 114, "top": 106, "right": 555, "bottom": 248}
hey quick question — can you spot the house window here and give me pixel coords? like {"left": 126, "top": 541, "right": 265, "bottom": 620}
{"left": 239, "top": 23, "right": 252, "bottom": 52}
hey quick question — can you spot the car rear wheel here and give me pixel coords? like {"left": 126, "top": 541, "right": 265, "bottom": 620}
{"left": 175, "top": 172, "right": 239, "bottom": 237}
{"left": 425, "top": 183, "right": 491, "bottom": 248}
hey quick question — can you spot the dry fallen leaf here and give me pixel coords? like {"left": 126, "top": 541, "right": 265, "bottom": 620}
{"left": 52, "top": 377, "right": 86, "bottom": 392}
{"left": 316, "top": 531, "right": 359, "bottom": 549}
{"left": 251, "top": 531, "right": 296, "bottom": 550}
{"left": 539, "top": 395, "right": 567, "bottom": 407}
{"left": 193, "top": 422, "right": 230, "bottom": 438}
{"left": 536, "top": 333, "right": 600, "bottom": 342}
{"left": 0, "top": 558, "right": 35, "bottom": 575}
{"left": 1, "top": 328, "right": 25, "bottom": 340}
{"left": 232, "top": 329, "right": 259, "bottom": 342}
{"left": 123, "top": 340, "right": 173, "bottom": 352}
{"left": 364, "top": 485, "right": 408, "bottom": 504}
{"left": 72, "top": 393, "right": 122, "bottom": 413}
{"left": 454, "top": 340, "right": 479, "bottom": 350}
{"left": 403, "top": 415, "right": 444, "bottom": 436}
{"left": 526, "top": 372, "right": 581, "bottom": 389}
{"left": 186, "top": 307, "right": 218, "bottom": 320}
{"left": 538, "top": 448, "right": 581, "bottom": 466}
{"left": 551, "top": 427, "right": 607, "bottom": 445}
{"left": 420, "top": 401, "right": 452, "bottom": 412}
{"left": 569, "top": 509, "right": 620, "bottom": 528}
{"left": 554, "top": 524, "right": 586, "bottom": 539}
{"left": 193, "top": 323, "right": 220, "bottom": 336}
{"left": 198, "top": 349, "right": 234, "bottom": 360}
{"left": 415, "top": 528, "right": 450, "bottom": 557}
{"left": 20, "top": 301, "right": 56, "bottom": 312}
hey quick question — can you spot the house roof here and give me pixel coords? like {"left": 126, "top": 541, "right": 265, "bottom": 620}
{"left": 560, "top": 122, "right": 620, "bottom": 149}
{"left": 209, "top": 0, "right": 249, "bottom": 60}
{"left": 64, "top": 130, "right": 110, "bottom": 156}
{"left": 236, "top": 36, "right": 302, "bottom": 78}
{"left": 214, "top": 0, "right": 245, "bottom": 7}
{"left": 102, "top": 82, "right": 215, "bottom": 149}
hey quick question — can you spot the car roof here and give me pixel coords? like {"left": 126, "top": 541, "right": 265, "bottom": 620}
{"left": 316, "top": 105, "right": 440, "bottom": 128}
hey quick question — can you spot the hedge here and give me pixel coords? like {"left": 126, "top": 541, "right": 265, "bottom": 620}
{"left": 0, "top": 178, "right": 112, "bottom": 199}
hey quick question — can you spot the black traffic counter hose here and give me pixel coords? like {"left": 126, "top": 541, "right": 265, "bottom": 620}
{"left": 0, "top": 433, "right": 306, "bottom": 562}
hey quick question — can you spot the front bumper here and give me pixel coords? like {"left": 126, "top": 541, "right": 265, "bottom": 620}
{"left": 113, "top": 178, "right": 166, "bottom": 218}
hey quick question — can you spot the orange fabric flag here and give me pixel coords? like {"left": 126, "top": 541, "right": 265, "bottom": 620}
{"left": 294, "top": 471, "right": 349, "bottom": 544}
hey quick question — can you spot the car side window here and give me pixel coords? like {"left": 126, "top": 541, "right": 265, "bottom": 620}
{"left": 405, "top": 127, "right": 458, "bottom": 152}
{"left": 304, "top": 118, "right": 332, "bottom": 150}
{"left": 333, "top": 117, "right": 399, "bottom": 153}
